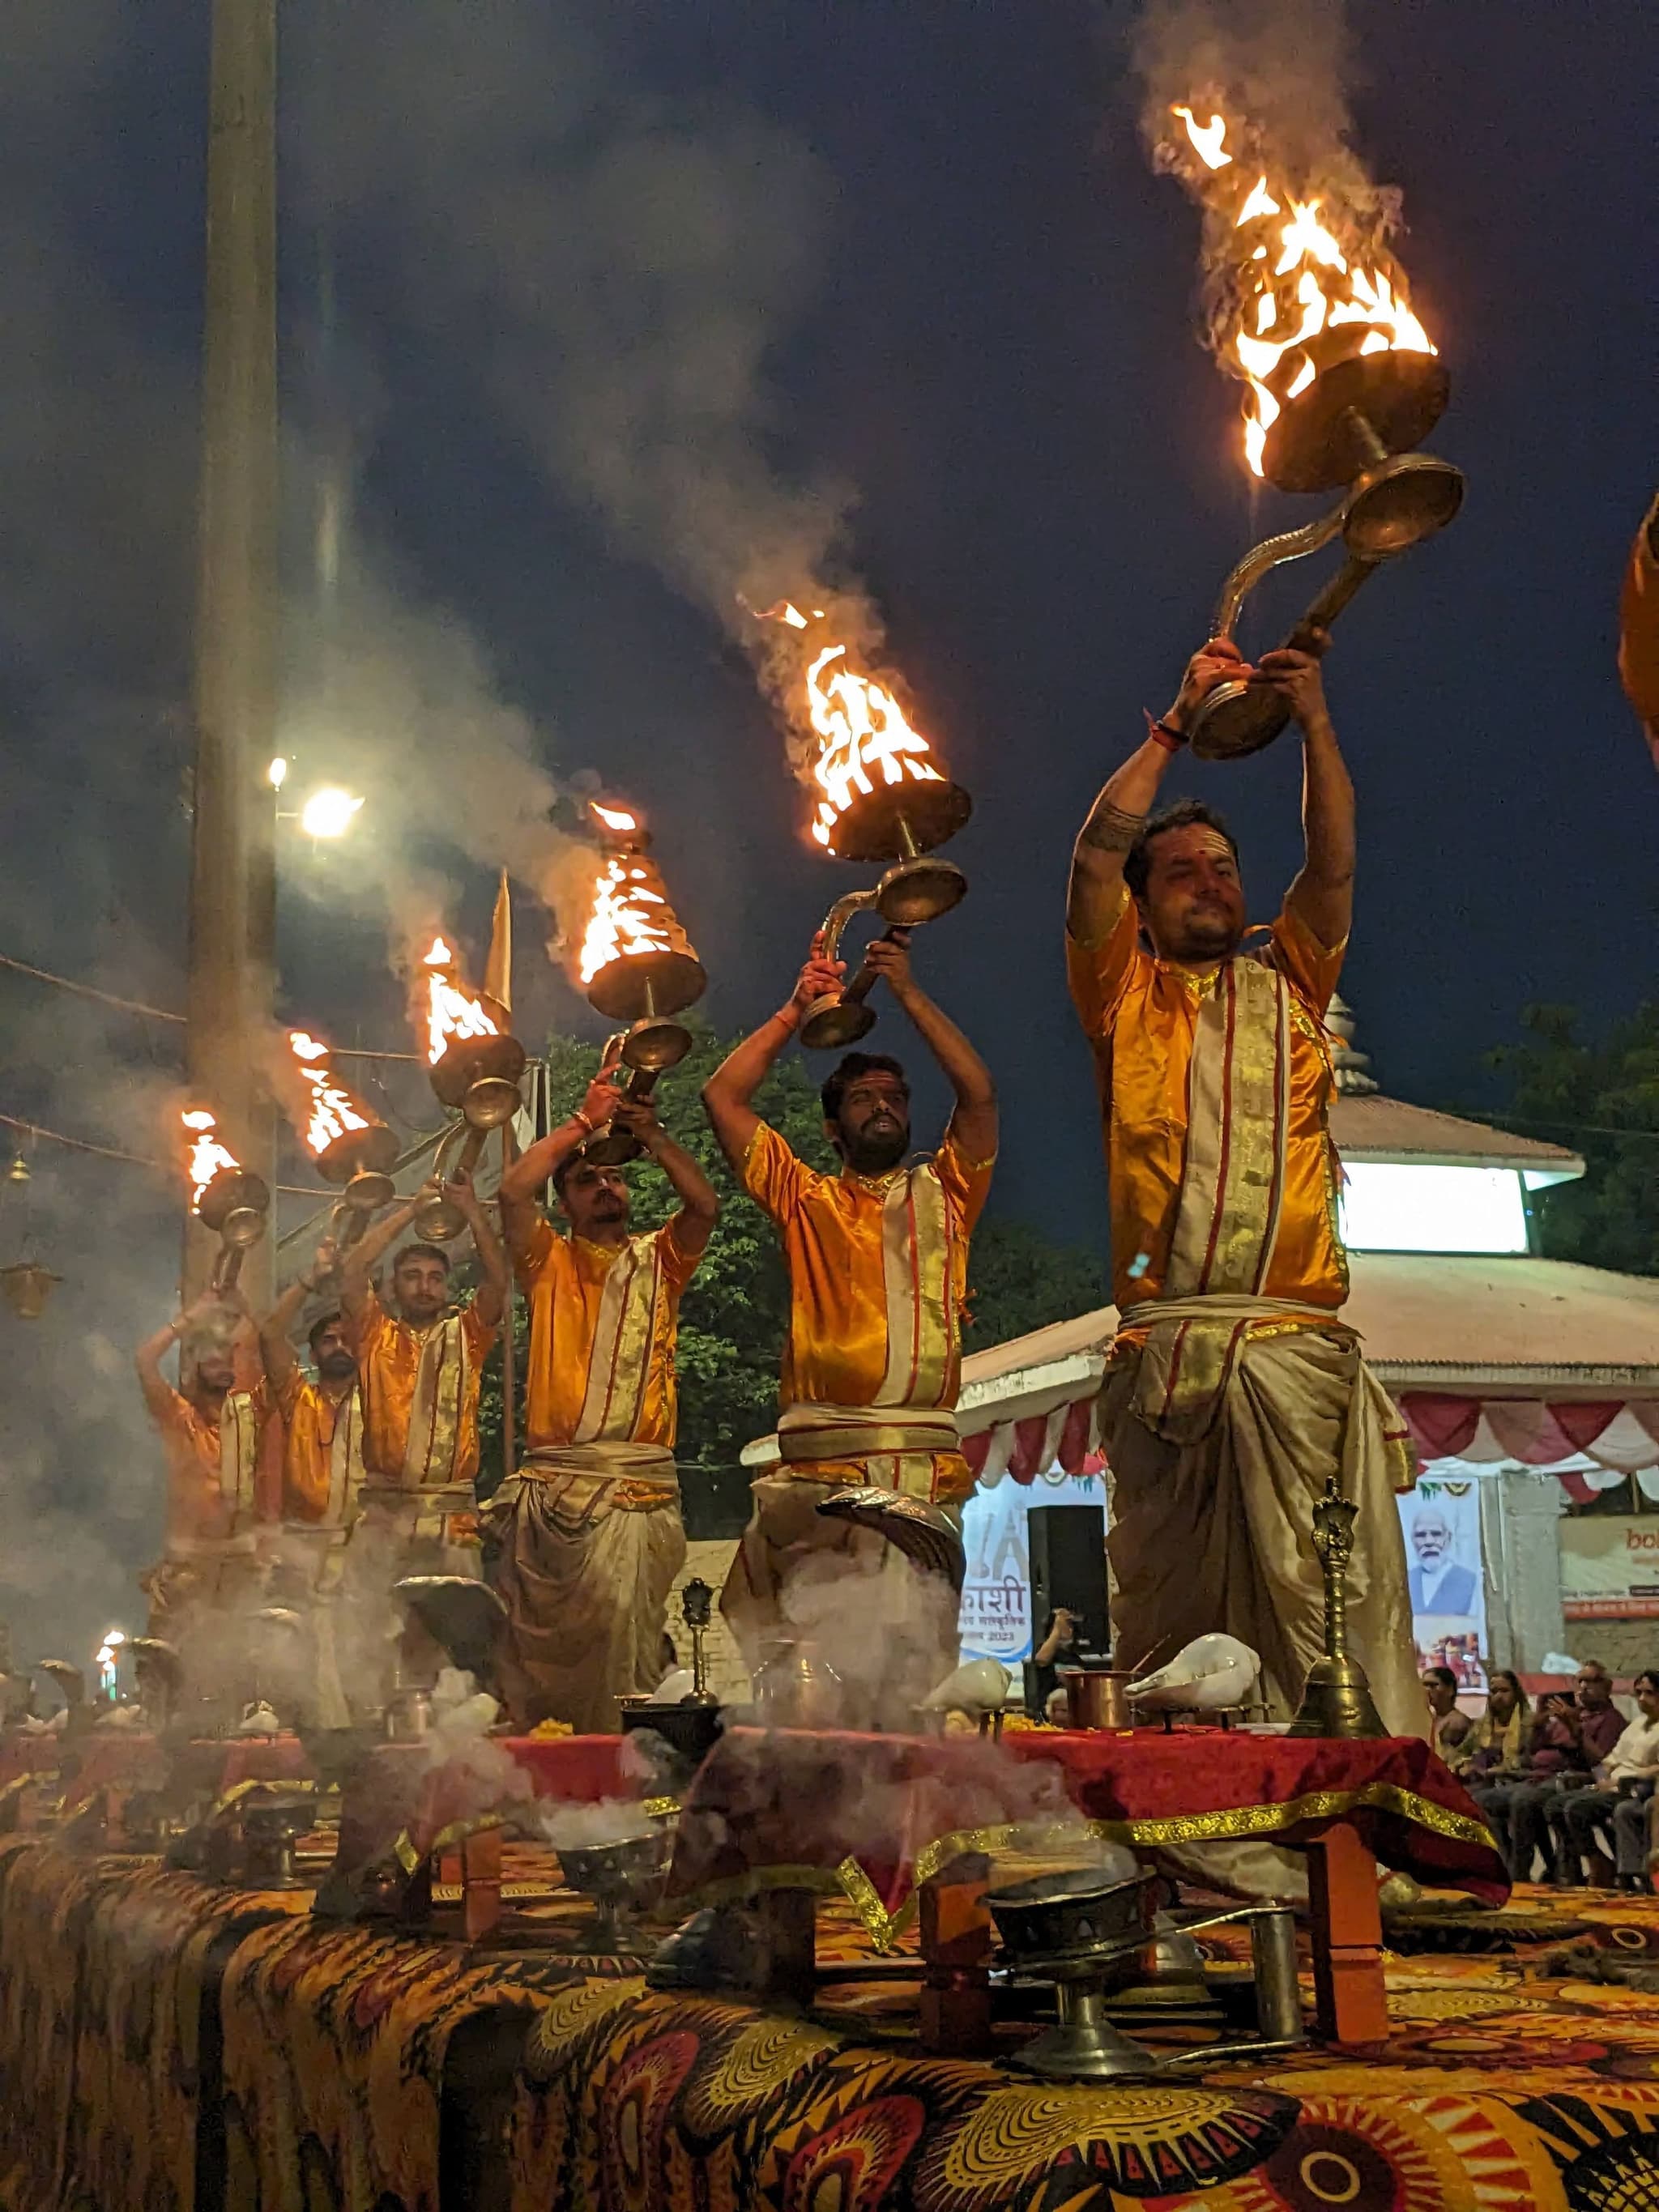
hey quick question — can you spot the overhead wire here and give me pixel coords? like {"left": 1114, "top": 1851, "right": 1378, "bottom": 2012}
{"left": 0, "top": 947, "right": 420, "bottom": 1059}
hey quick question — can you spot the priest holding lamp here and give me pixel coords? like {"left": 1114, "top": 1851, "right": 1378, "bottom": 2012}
{"left": 1065, "top": 633, "right": 1419, "bottom": 1738}
{"left": 335, "top": 1177, "right": 506, "bottom": 1586}
{"left": 493, "top": 1077, "right": 717, "bottom": 1732}
{"left": 703, "top": 929, "right": 996, "bottom": 1688}
{"left": 489, "top": 811, "right": 717, "bottom": 1733}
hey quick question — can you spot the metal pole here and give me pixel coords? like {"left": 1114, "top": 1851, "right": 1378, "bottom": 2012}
{"left": 185, "top": 0, "right": 279, "bottom": 1305}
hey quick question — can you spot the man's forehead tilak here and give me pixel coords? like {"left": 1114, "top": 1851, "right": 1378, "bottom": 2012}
{"left": 1161, "top": 829, "right": 1236, "bottom": 867}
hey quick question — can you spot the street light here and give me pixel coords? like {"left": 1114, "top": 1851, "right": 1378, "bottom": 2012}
{"left": 298, "top": 786, "right": 365, "bottom": 839}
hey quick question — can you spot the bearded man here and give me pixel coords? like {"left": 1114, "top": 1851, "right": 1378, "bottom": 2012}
{"left": 1067, "top": 633, "right": 1418, "bottom": 1737}
{"left": 703, "top": 931, "right": 996, "bottom": 1698}
{"left": 337, "top": 1176, "right": 505, "bottom": 1588}
{"left": 493, "top": 1079, "right": 717, "bottom": 1732}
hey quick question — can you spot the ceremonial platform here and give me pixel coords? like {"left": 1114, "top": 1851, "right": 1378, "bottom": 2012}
{"left": 1, "top": 1725, "right": 1655, "bottom": 2211}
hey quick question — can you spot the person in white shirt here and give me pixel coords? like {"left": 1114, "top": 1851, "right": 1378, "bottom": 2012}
{"left": 1552, "top": 1670, "right": 1659, "bottom": 1890}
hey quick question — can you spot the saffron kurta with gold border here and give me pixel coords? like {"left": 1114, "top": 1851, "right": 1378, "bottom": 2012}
{"left": 514, "top": 1217, "right": 702, "bottom": 1452}
{"left": 275, "top": 1372, "right": 364, "bottom": 1529}
{"left": 740, "top": 1121, "right": 993, "bottom": 1507}
{"left": 1066, "top": 884, "right": 1347, "bottom": 1317}
{"left": 147, "top": 1383, "right": 267, "bottom": 1550}
{"left": 349, "top": 1287, "right": 495, "bottom": 1488}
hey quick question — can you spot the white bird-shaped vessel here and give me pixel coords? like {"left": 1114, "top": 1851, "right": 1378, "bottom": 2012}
{"left": 1126, "top": 1633, "right": 1260, "bottom": 1712}
{"left": 923, "top": 1656, "right": 1013, "bottom": 1715}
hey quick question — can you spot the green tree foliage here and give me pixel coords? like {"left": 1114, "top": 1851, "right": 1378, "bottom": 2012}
{"left": 475, "top": 1023, "right": 1106, "bottom": 1474}
{"left": 1486, "top": 1001, "right": 1659, "bottom": 1277}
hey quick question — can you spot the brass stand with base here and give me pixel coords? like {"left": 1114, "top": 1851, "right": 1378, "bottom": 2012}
{"left": 1286, "top": 1473, "right": 1388, "bottom": 1741}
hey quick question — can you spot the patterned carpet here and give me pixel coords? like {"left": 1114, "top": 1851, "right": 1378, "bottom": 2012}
{"left": 509, "top": 1884, "right": 1659, "bottom": 2212}
{"left": 4, "top": 1828, "right": 1659, "bottom": 2211}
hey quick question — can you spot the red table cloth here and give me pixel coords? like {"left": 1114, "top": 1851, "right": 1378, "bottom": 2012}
{"left": 505, "top": 1733, "right": 632, "bottom": 1802}
{"left": 0, "top": 1734, "right": 60, "bottom": 1788}
{"left": 667, "top": 1726, "right": 1505, "bottom": 1942}
{"left": 337, "top": 1733, "right": 642, "bottom": 1870}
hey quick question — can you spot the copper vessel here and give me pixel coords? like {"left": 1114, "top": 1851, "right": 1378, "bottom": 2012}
{"left": 1060, "top": 1668, "right": 1133, "bottom": 1731}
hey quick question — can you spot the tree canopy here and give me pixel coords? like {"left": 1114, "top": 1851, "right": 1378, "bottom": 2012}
{"left": 476, "top": 1023, "right": 1105, "bottom": 1475}
{"left": 1486, "top": 1000, "right": 1659, "bottom": 1278}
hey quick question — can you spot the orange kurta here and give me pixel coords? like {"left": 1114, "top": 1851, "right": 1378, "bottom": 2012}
{"left": 513, "top": 1217, "right": 702, "bottom": 1451}
{"left": 350, "top": 1289, "right": 495, "bottom": 1486}
{"left": 741, "top": 1120, "right": 994, "bottom": 1505}
{"left": 1067, "top": 884, "right": 1347, "bottom": 1314}
{"left": 147, "top": 1384, "right": 267, "bottom": 1549}
{"left": 275, "top": 1371, "right": 364, "bottom": 1529}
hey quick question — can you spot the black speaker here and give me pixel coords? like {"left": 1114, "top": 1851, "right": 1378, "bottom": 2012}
{"left": 1026, "top": 1503, "right": 1111, "bottom": 1664}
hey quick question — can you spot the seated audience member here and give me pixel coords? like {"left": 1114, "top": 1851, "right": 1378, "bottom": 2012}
{"left": 1550, "top": 1669, "right": 1659, "bottom": 1891}
{"left": 1465, "top": 1671, "right": 1534, "bottom": 1875}
{"left": 1423, "top": 1665, "right": 1474, "bottom": 1768}
{"left": 1472, "top": 1661, "right": 1623, "bottom": 1883}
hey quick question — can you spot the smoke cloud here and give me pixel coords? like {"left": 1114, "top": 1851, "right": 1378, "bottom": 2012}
{"left": 1131, "top": 0, "right": 1361, "bottom": 173}
{"left": 288, "top": 0, "right": 886, "bottom": 769}
{"left": 277, "top": 534, "right": 605, "bottom": 975}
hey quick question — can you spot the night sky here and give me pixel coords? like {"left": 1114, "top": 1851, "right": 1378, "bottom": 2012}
{"left": 1, "top": 1, "right": 1655, "bottom": 1654}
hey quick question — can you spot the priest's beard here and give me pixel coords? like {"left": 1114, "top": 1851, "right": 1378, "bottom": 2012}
{"left": 838, "top": 1119, "right": 909, "bottom": 1176}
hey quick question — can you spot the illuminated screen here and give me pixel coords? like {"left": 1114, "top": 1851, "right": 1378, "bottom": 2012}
{"left": 1338, "top": 1164, "right": 1529, "bottom": 1255}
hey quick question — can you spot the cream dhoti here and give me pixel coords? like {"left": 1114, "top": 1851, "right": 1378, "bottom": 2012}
{"left": 488, "top": 1442, "right": 684, "bottom": 1733}
{"left": 1104, "top": 1296, "right": 1419, "bottom": 1736}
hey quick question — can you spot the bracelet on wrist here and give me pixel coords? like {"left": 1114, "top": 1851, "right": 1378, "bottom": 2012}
{"left": 571, "top": 1110, "right": 595, "bottom": 1136}
{"left": 1145, "top": 708, "right": 1187, "bottom": 753}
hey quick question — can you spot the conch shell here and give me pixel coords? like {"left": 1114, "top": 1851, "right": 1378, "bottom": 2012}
{"left": 923, "top": 1656, "right": 1013, "bottom": 1715}
{"left": 1125, "top": 1633, "right": 1260, "bottom": 1712}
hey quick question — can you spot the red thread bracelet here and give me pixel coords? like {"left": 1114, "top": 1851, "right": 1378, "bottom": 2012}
{"left": 1144, "top": 710, "right": 1187, "bottom": 753}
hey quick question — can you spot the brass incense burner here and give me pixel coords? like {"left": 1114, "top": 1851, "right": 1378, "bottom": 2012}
{"left": 1286, "top": 1473, "right": 1388, "bottom": 1740}
{"left": 557, "top": 1828, "right": 672, "bottom": 1953}
{"left": 986, "top": 1867, "right": 1307, "bottom": 2081}
{"left": 195, "top": 1163, "right": 271, "bottom": 1291}
{"left": 580, "top": 944, "right": 707, "bottom": 1169}
{"left": 1189, "top": 344, "right": 1465, "bottom": 761}
{"left": 415, "top": 1030, "right": 526, "bottom": 1244}
{"left": 800, "top": 790, "right": 972, "bottom": 1051}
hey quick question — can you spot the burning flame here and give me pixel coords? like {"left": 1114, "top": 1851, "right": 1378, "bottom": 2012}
{"left": 591, "top": 802, "right": 638, "bottom": 834}
{"left": 755, "top": 606, "right": 945, "bottom": 850}
{"left": 1167, "top": 104, "right": 1435, "bottom": 476}
{"left": 578, "top": 854, "right": 692, "bottom": 985}
{"left": 804, "top": 646, "right": 944, "bottom": 850}
{"left": 288, "top": 1030, "right": 373, "bottom": 1157}
{"left": 420, "top": 937, "right": 499, "bottom": 1066}
{"left": 181, "top": 1108, "right": 240, "bottom": 1212}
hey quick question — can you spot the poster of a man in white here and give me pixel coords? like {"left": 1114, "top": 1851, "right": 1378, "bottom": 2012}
{"left": 1400, "top": 1478, "right": 1487, "bottom": 1689}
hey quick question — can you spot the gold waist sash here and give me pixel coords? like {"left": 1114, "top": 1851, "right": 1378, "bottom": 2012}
{"left": 491, "top": 1442, "right": 678, "bottom": 1538}
{"left": 778, "top": 1400, "right": 962, "bottom": 1467}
